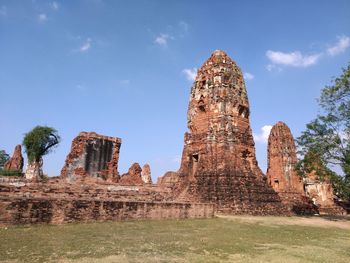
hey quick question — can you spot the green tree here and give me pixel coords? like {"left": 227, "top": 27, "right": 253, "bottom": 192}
{"left": 23, "top": 126, "right": 60, "bottom": 179}
{"left": 0, "top": 150, "right": 10, "bottom": 170}
{"left": 297, "top": 62, "right": 350, "bottom": 200}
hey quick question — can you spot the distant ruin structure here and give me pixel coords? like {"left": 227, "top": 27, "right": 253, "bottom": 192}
{"left": 303, "top": 154, "right": 346, "bottom": 215}
{"left": 267, "top": 122, "right": 304, "bottom": 193}
{"left": 25, "top": 159, "right": 43, "bottom": 180}
{"left": 266, "top": 122, "right": 318, "bottom": 214}
{"left": 157, "top": 171, "right": 179, "bottom": 188}
{"left": 60, "top": 132, "right": 121, "bottom": 181}
{"left": 4, "top": 145, "right": 24, "bottom": 173}
{"left": 0, "top": 50, "right": 347, "bottom": 226}
{"left": 119, "top": 163, "right": 144, "bottom": 185}
{"left": 141, "top": 164, "right": 152, "bottom": 184}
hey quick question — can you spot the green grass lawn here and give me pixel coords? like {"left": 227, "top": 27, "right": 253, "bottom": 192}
{"left": 0, "top": 216, "right": 349, "bottom": 263}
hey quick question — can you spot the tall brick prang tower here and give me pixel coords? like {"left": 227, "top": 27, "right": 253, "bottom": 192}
{"left": 267, "top": 121, "right": 304, "bottom": 193}
{"left": 176, "top": 50, "right": 287, "bottom": 214}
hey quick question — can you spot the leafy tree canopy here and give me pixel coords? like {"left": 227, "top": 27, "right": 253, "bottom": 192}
{"left": 23, "top": 126, "right": 61, "bottom": 163}
{"left": 0, "top": 150, "right": 10, "bottom": 170}
{"left": 297, "top": 62, "right": 350, "bottom": 200}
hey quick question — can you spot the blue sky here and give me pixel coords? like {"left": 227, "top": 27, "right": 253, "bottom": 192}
{"left": 1, "top": 0, "right": 350, "bottom": 181}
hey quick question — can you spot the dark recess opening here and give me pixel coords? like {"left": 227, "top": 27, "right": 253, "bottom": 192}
{"left": 191, "top": 154, "right": 199, "bottom": 178}
{"left": 238, "top": 105, "right": 244, "bottom": 115}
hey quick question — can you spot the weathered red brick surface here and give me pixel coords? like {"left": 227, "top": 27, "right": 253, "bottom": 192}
{"left": 60, "top": 132, "right": 121, "bottom": 181}
{"left": 305, "top": 171, "right": 346, "bottom": 215}
{"left": 157, "top": 171, "right": 179, "bottom": 188}
{"left": 266, "top": 122, "right": 317, "bottom": 214}
{"left": 4, "top": 145, "right": 23, "bottom": 172}
{"left": 0, "top": 50, "right": 346, "bottom": 225}
{"left": 119, "top": 163, "right": 144, "bottom": 185}
{"left": 141, "top": 164, "right": 152, "bottom": 184}
{"left": 172, "top": 50, "right": 288, "bottom": 215}
{"left": 0, "top": 196, "right": 214, "bottom": 225}
{"left": 0, "top": 178, "right": 214, "bottom": 225}
{"left": 267, "top": 122, "right": 304, "bottom": 193}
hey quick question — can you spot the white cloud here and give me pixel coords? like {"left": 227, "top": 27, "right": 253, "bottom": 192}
{"left": 38, "top": 13, "right": 47, "bottom": 22}
{"left": 154, "top": 34, "right": 170, "bottom": 47}
{"left": 79, "top": 38, "right": 92, "bottom": 52}
{"left": 51, "top": 1, "right": 59, "bottom": 10}
{"left": 253, "top": 125, "right": 273, "bottom": 144}
{"left": 266, "top": 35, "right": 350, "bottom": 70}
{"left": 153, "top": 21, "right": 188, "bottom": 47}
{"left": 327, "top": 36, "right": 350, "bottom": 56}
{"left": 266, "top": 50, "right": 321, "bottom": 67}
{"left": 243, "top": 72, "right": 254, "bottom": 81}
{"left": 0, "top": 6, "right": 7, "bottom": 16}
{"left": 182, "top": 68, "right": 197, "bottom": 81}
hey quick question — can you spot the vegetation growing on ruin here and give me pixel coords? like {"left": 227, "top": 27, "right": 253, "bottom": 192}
{"left": 22, "top": 126, "right": 61, "bottom": 163}
{"left": 297, "top": 62, "right": 350, "bottom": 200}
{"left": 0, "top": 170, "right": 22, "bottom": 177}
{"left": 0, "top": 150, "right": 9, "bottom": 170}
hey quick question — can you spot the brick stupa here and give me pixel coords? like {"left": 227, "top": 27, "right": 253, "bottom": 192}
{"left": 267, "top": 122, "right": 304, "bottom": 193}
{"left": 4, "top": 145, "right": 24, "bottom": 173}
{"left": 174, "top": 50, "right": 287, "bottom": 215}
{"left": 267, "top": 122, "right": 318, "bottom": 214}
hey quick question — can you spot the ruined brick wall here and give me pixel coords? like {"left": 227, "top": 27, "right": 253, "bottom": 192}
{"left": 266, "top": 122, "right": 304, "bottom": 193}
{"left": 305, "top": 178, "right": 334, "bottom": 206}
{"left": 304, "top": 172, "right": 346, "bottom": 215}
{"left": 157, "top": 171, "right": 179, "bottom": 188}
{"left": 4, "top": 145, "right": 24, "bottom": 172}
{"left": 141, "top": 164, "right": 152, "bottom": 184}
{"left": 119, "top": 163, "right": 144, "bottom": 185}
{"left": 174, "top": 50, "right": 288, "bottom": 215}
{"left": 0, "top": 176, "right": 214, "bottom": 225}
{"left": 0, "top": 197, "right": 214, "bottom": 225}
{"left": 60, "top": 132, "right": 121, "bottom": 181}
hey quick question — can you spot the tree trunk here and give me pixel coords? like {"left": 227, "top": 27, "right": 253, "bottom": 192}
{"left": 25, "top": 158, "right": 43, "bottom": 180}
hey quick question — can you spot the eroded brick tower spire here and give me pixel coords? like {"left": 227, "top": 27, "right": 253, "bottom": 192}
{"left": 176, "top": 50, "right": 287, "bottom": 214}
{"left": 179, "top": 50, "right": 262, "bottom": 180}
{"left": 267, "top": 122, "right": 304, "bottom": 193}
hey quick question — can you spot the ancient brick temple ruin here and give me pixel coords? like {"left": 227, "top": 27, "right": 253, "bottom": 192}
{"left": 60, "top": 132, "right": 121, "bottom": 181}
{"left": 267, "top": 122, "right": 304, "bottom": 193}
{"left": 141, "top": 164, "right": 152, "bottom": 184}
{"left": 3, "top": 145, "right": 23, "bottom": 173}
{"left": 119, "top": 163, "right": 144, "bottom": 185}
{"left": 172, "top": 50, "right": 288, "bottom": 215}
{"left": 0, "top": 50, "right": 346, "bottom": 225}
{"left": 304, "top": 172, "right": 345, "bottom": 215}
{"left": 302, "top": 152, "right": 346, "bottom": 215}
{"left": 266, "top": 122, "right": 318, "bottom": 214}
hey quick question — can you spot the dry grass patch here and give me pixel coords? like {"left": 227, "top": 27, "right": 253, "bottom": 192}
{"left": 218, "top": 214, "right": 350, "bottom": 229}
{"left": 0, "top": 216, "right": 349, "bottom": 263}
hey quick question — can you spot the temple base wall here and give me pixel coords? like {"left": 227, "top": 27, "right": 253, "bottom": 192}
{"left": 0, "top": 197, "right": 215, "bottom": 225}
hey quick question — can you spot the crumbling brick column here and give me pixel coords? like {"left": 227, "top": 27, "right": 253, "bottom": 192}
{"left": 60, "top": 132, "right": 121, "bottom": 181}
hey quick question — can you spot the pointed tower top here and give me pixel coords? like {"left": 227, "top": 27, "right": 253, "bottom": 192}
{"left": 195, "top": 49, "right": 242, "bottom": 82}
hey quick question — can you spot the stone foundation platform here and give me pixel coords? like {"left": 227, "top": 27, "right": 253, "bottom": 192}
{"left": 0, "top": 178, "right": 214, "bottom": 225}
{"left": 0, "top": 197, "right": 214, "bottom": 225}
